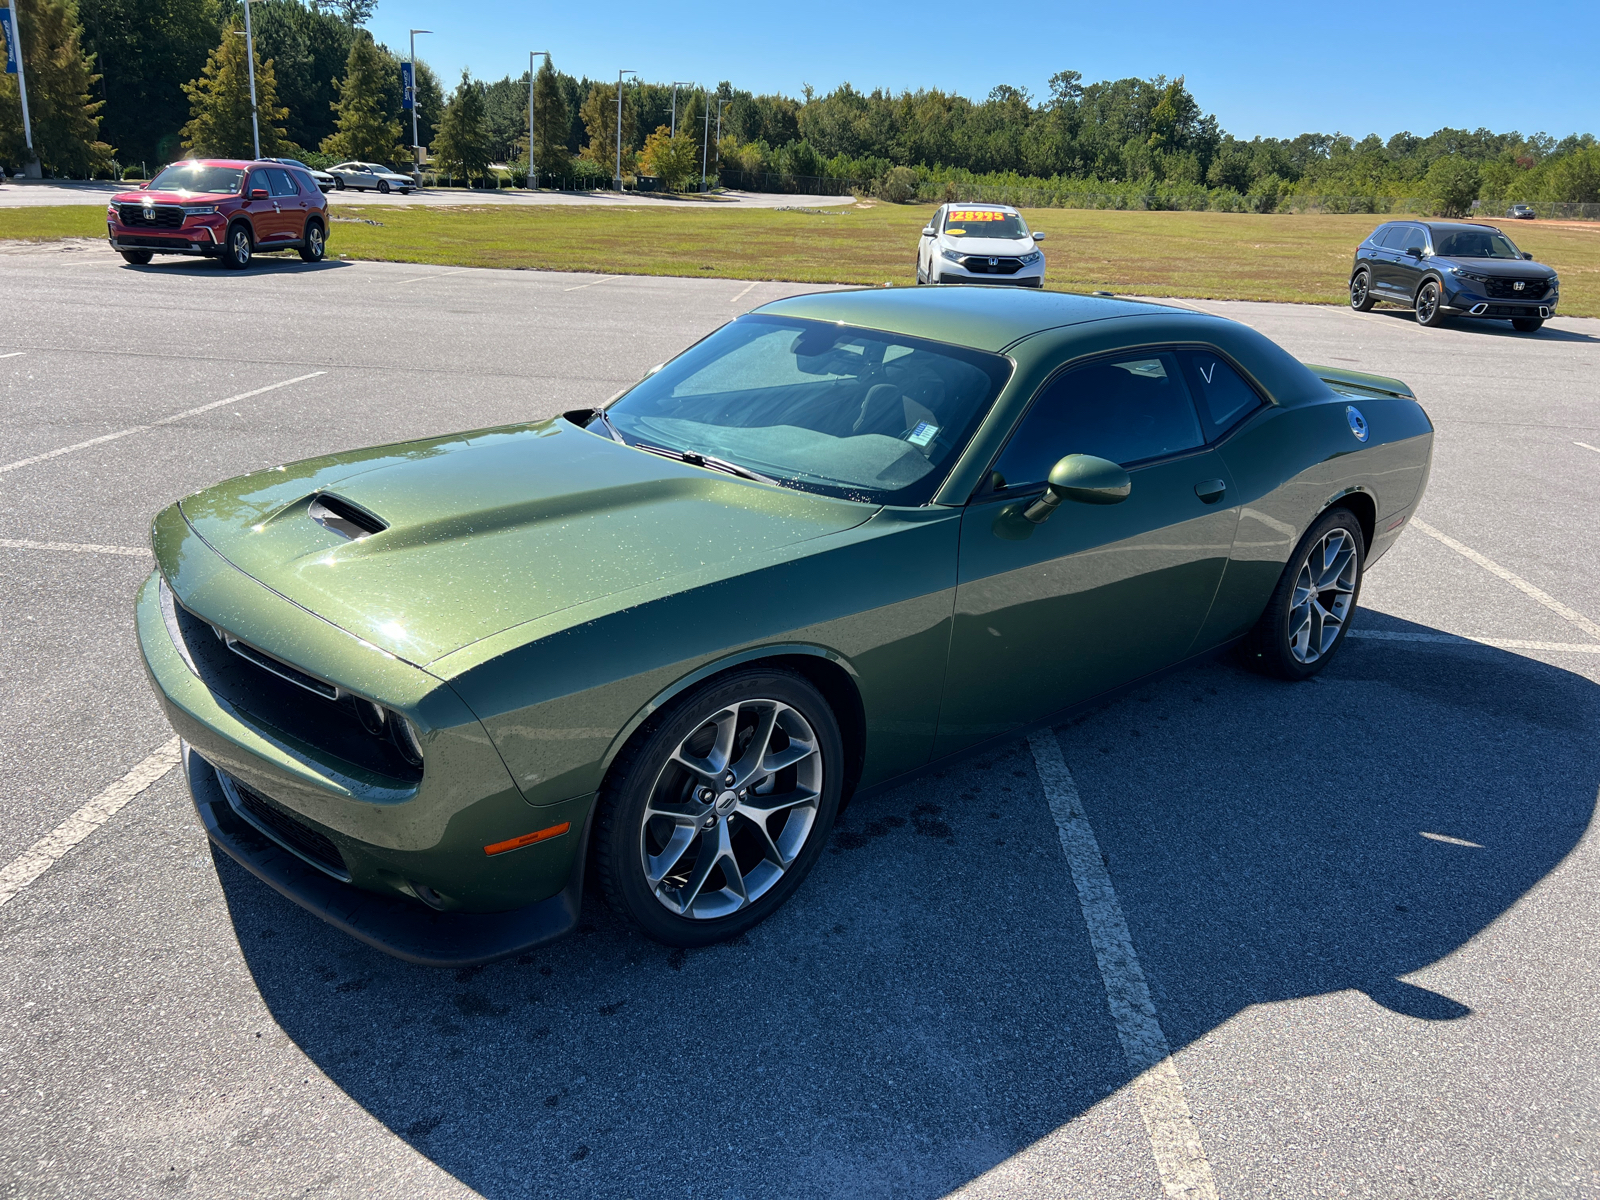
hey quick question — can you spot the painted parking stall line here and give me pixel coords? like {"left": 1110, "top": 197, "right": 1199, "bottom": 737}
{"left": 1348, "top": 629, "right": 1600, "bottom": 655}
{"left": 0, "top": 537, "right": 151, "bottom": 557}
{"left": 0, "top": 738, "right": 181, "bottom": 908}
{"left": 1028, "top": 729, "right": 1220, "bottom": 1200}
{"left": 0, "top": 351, "right": 23, "bottom": 359}
{"left": 0, "top": 371, "right": 326, "bottom": 475}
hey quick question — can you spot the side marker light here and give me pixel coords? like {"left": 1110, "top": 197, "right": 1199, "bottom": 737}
{"left": 484, "top": 822, "right": 571, "bottom": 856}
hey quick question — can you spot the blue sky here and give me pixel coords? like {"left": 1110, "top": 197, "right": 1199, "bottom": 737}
{"left": 369, "top": 0, "right": 1598, "bottom": 141}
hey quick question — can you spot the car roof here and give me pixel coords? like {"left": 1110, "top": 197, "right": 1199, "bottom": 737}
{"left": 1413, "top": 220, "right": 1507, "bottom": 232}
{"left": 755, "top": 288, "right": 1195, "bottom": 354}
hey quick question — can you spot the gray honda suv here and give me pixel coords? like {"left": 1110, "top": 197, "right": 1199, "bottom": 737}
{"left": 1348, "top": 220, "right": 1559, "bottom": 332}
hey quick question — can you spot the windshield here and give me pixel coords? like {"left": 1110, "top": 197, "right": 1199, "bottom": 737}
{"left": 148, "top": 163, "right": 245, "bottom": 195}
{"left": 943, "top": 209, "right": 1029, "bottom": 239}
{"left": 602, "top": 315, "right": 1012, "bottom": 505}
{"left": 1432, "top": 228, "right": 1523, "bottom": 259}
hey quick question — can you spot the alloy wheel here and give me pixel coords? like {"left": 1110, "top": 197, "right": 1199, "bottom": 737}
{"left": 307, "top": 225, "right": 324, "bottom": 258}
{"left": 1350, "top": 273, "right": 1369, "bottom": 309}
{"left": 1415, "top": 283, "right": 1439, "bottom": 324}
{"left": 230, "top": 228, "right": 251, "bottom": 267}
{"left": 639, "top": 698, "right": 822, "bottom": 920}
{"left": 1287, "top": 528, "right": 1358, "bottom": 664}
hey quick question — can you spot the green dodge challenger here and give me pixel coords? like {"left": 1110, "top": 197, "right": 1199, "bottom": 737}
{"left": 137, "top": 288, "right": 1433, "bottom": 964}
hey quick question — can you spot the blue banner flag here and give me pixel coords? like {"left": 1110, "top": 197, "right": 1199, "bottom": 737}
{"left": 1, "top": 8, "right": 18, "bottom": 76}
{"left": 401, "top": 61, "right": 414, "bottom": 110}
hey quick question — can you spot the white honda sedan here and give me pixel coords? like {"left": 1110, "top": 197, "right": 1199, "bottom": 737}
{"left": 327, "top": 162, "right": 414, "bottom": 194}
{"left": 916, "top": 204, "right": 1045, "bottom": 287}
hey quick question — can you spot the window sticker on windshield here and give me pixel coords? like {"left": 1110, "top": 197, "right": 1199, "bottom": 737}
{"left": 907, "top": 421, "right": 939, "bottom": 447}
{"left": 948, "top": 210, "right": 1006, "bottom": 222}
{"left": 1113, "top": 359, "right": 1168, "bottom": 380}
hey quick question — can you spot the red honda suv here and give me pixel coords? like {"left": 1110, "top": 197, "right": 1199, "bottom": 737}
{"left": 107, "top": 158, "right": 330, "bottom": 269}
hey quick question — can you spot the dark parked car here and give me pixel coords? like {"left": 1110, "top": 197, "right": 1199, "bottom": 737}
{"left": 1348, "top": 220, "right": 1558, "bottom": 332}
{"left": 106, "top": 159, "right": 329, "bottom": 269}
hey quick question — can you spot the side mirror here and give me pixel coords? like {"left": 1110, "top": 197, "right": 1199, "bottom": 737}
{"left": 1523, "top": 251, "right": 1534, "bottom": 260}
{"left": 250, "top": 188, "right": 269, "bottom": 200}
{"left": 1023, "top": 454, "right": 1131, "bottom": 523}
{"left": 1032, "top": 231, "right": 1046, "bottom": 241}
{"left": 921, "top": 226, "right": 936, "bottom": 237}
{"left": 1404, "top": 245, "right": 1424, "bottom": 257}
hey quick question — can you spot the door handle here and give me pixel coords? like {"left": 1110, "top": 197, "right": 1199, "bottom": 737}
{"left": 1194, "top": 479, "right": 1227, "bottom": 504}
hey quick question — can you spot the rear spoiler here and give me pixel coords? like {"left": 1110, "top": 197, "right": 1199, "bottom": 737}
{"left": 1305, "top": 363, "right": 1416, "bottom": 401}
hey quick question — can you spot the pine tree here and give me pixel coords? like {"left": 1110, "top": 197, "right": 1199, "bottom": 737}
{"left": 179, "top": 17, "right": 292, "bottom": 158}
{"left": 529, "top": 54, "right": 568, "bottom": 178}
{"left": 319, "top": 32, "right": 399, "bottom": 161}
{"left": 0, "top": 0, "right": 114, "bottom": 175}
{"left": 430, "top": 70, "right": 491, "bottom": 184}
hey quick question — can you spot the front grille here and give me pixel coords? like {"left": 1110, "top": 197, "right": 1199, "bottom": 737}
{"left": 959, "top": 256, "right": 1024, "bottom": 275}
{"left": 1478, "top": 304, "right": 1544, "bottom": 318}
{"left": 1485, "top": 278, "right": 1548, "bottom": 299}
{"left": 118, "top": 203, "right": 184, "bottom": 228}
{"left": 224, "top": 773, "right": 349, "bottom": 879}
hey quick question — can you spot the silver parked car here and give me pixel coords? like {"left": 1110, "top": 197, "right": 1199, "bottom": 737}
{"left": 268, "top": 158, "right": 335, "bottom": 193}
{"left": 328, "top": 162, "right": 414, "bottom": 194}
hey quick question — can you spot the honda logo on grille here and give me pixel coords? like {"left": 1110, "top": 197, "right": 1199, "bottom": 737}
{"left": 989, "top": 257, "right": 999, "bottom": 267}
{"left": 1514, "top": 280, "right": 1525, "bottom": 291}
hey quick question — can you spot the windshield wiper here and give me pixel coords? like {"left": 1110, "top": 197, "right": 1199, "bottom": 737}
{"left": 590, "top": 408, "right": 626, "bottom": 445}
{"left": 634, "top": 442, "right": 779, "bottom": 485}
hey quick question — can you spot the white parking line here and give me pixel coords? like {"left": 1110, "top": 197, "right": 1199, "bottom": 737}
{"left": 1409, "top": 517, "right": 1600, "bottom": 641}
{"left": 1349, "top": 629, "right": 1600, "bottom": 654}
{"left": 0, "top": 537, "right": 150, "bottom": 557}
{"left": 563, "top": 275, "right": 617, "bottom": 292}
{"left": 0, "top": 351, "right": 23, "bottom": 359}
{"left": 393, "top": 268, "right": 469, "bottom": 285}
{"left": 1575, "top": 441, "right": 1600, "bottom": 456}
{"left": 731, "top": 281, "right": 759, "bottom": 304}
{"left": 0, "top": 738, "right": 180, "bottom": 908}
{"left": 0, "top": 371, "right": 325, "bottom": 475}
{"left": 1028, "top": 729, "right": 1219, "bottom": 1200}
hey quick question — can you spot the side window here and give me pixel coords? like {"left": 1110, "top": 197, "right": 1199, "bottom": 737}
{"left": 991, "top": 351, "right": 1204, "bottom": 489}
{"left": 267, "top": 168, "right": 299, "bottom": 196}
{"left": 246, "top": 170, "right": 270, "bottom": 196}
{"left": 1177, "top": 350, "right": 1263, "bottom": 437}
{"left": 1400, "top": 225, "right": 1427, "bottom": 252}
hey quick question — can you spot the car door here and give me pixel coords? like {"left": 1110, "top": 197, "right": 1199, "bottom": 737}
{"left": 935, "top": 349, "right": 1240, "bottom": 755}
{"left": 265, "top": 168, "right": 305, "bottom": 242}
{"left": 1391, "top": 224, "right": 1430, "bottom": 299}
{"left": 242, "top": 169, "right": 284, "bottom": 244}
{"left": 1367, "top": 225, "right": 1404, "bottom": 294}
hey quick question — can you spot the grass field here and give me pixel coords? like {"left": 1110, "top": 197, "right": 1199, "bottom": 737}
{"left": 6, "top": 201, "right": 1597, "bottom": 316}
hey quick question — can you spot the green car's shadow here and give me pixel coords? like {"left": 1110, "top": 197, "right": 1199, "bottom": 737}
{"left": 214, "top": 613, "right": 1598, "bottom": 1197}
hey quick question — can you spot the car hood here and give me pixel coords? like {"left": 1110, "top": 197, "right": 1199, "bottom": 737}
{"left": 1435, "top": 256, "right": 1555, "bottom": 278}
{"left": 941, "top": 235, "right": 1036, "bottom": 256}
{"left": 112, "top": 189, "right": 235, "bottom": 205}
{"left": 176, "top": 418, "right": 876, "bottom": 666}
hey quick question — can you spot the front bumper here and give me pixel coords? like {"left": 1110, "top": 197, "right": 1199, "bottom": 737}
{"left": 186, "top": 743, "right": 586, "bottom": 967}
{"left": 1443, "top": 282, "right": 1557, "bottom": 320}
{"left": 937, "top": 257, "right": 1045, "bottom": 287}
{"left": 107, "top": 216, "right": 224, "bottom": 255}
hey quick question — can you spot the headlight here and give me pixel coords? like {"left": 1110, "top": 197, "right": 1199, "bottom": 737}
{"left": 183, "top": 205, "right": 218, "bottom": 216}
{"left": 107, "top": 205, "right": 117, "bottom": 218}
{"left": 1549, "top": 275, "right": 1559, "bottom": 288}
{"left": 1021, "top": 251, "right": 1043, "bottom": 265}
{"left": 1448, "top": 267, "right": 1489, "bottom": 282}
{"left": 940, "top": 248, "right": 964, "bottom": 263}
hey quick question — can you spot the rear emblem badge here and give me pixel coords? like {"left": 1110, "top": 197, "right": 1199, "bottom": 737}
{"left": 1346, "top": 406, "right": 1369, "bottom": 442}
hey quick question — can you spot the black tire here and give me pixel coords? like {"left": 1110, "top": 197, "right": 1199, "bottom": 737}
{"left": 1511, "top": 317, "right": 1544, "bottom": 333}
{"left": 299, "top": 220, "right": 325, "bottom": 262}
{"left": 1241, "top": 508, "right": 1365, "bottom": 681}
{"left": 222, "top": 224, "right": 252, "bottom": 270}
{"left": 594, "top": 668, "right": 844, "bottom": 947}
{"left": 378, "top": 179, "right": 390, "bottom": 195}
{"left": 1414, "top": 279, "right": 1446, "bottom": 327}
{"left": 1349, "top": 270, "right": 1374, "bottom": 312}
{"left": 915, "top": 254, "right": 926, "bottom": 284}
{"left": 333, "top": 176, "right": 345, "bottom": 191}
{"left": 119, "top": 250, "right": 153, "bottom": 266}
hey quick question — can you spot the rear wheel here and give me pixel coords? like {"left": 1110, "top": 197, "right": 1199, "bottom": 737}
{"left": 299, "top": 220, "right": 325, "bottom": 262}
{"left": 222, "top": 224, "right": 252, "bottom": 270}
{"left": 1414, "top": 280, "right": 1446, "bottom": 327}
{"left": 1511, "top": 317, "right": 1544, "bottom": 333}
{"left": 1241, "top": 508, "right": 1365, "bottom": 681}
{"left": 119, "top": 250, "right": 153, "bottom": 266}
{"left": 1349, "top": 270, "right": 1374, "bottom": 312}
{"left": 594, "top": 669, "right": 843, "bottom": 947}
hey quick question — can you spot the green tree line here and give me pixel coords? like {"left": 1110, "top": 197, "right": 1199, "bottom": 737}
{"left": 2, "top": 0, "right": 1595, "bottom": 209}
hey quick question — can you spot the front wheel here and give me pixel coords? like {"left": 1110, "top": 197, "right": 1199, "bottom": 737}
{"left": 1349, "top": 270, "right": 1374, "bottom": 312}
{"left": 299, "top": 221, "right": 325, "bottom": 262}
{"left": 1241, "top": 508, "right": 1365, "bottom": 680}
{"left": 377, "top": 179, "right": 390, "bottom": 195}
{"left": 594, "top": 669, "right": 843, "bottom": 947}
{"left": 1414, "top": 280, "right": 1446, "bottom": 327}
{"left": 119, "top": 250, "right": 153, "bottom": 266}
{"left": 1511, "top": 317, "right": 1544, "bottom": 333}
{"left": 333, "top": 176, "right": 345, "bottom": 191}
{"left": 222, "top": 224, "right": 252, "bottom": 270}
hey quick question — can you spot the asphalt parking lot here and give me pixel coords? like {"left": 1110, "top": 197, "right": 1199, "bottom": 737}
{"left": 2, "top": 243, "right": 1598, "bottom": 1199}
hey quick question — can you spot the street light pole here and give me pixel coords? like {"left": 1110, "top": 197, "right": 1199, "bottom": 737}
{"left": 3, "top": 0, "right": 36, "bottom": 175}
{"left": 714, "top": 98, "right": 730, "bottom": 187}
{"left": 527, "top": 50, "right": 550, "bottom": 190}
{"left": 613, "top": 69, "right": 635, "bottom": 191}
{"left": 700, "top": 90, "right": 709, "bottom": 192}
{"left": 669, "top": 81, "right": 691, "bottom": 137}
{"left": 241, "top": 0, "right": 261, "bottom": 159}
{"left": 410, "top": 29, "right": 432, "bottom": 181}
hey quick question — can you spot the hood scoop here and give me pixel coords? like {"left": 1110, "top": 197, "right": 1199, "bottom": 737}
{"left": 308, "top": 493, "right": 387, "bottom": 540}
